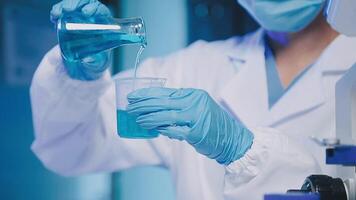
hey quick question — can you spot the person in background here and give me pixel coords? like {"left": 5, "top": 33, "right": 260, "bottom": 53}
{"left": 30, "top": 0, "right": 356, "bottom": 199}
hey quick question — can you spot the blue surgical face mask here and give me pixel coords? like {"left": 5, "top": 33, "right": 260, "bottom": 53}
{"left": 238, "top": 0, "right": 326, "bottom": 32}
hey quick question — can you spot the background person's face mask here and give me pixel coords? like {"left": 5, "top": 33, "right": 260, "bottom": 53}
{"left": 238, "top": 0, "right": 326, "bottom": 32}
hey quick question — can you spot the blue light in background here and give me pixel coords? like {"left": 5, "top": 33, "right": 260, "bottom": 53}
{"left": 0, "top": 1, "right": 111, "bottom": 199}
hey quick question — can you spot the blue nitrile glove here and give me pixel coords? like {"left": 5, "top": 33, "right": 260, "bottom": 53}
{"left": 126, "top": 88, "right": 254, "bottom": 165}
{"left": 51, "top": 0, "right": 112, "bottom": 80}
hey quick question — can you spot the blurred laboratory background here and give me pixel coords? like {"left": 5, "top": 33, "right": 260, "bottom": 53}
{"left": 0, "top": 0, "right": 257, "bottom": 199}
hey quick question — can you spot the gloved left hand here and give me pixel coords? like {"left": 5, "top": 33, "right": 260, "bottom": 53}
{"left": 127, "top": 88, "right": 254, "bottom": 165}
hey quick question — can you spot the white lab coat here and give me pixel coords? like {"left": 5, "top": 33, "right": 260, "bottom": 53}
{"left": 30, "top": 29, "right": 356, "bottom": 200}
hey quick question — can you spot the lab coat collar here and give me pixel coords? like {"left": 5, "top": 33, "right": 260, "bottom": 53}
{"left": 225, "top": 29, "right": 265, "bottom": 62}
{"left": 219, "top": 29, "right": 269, "bottom": 127}
{"left": 314, "top": 34, "right": 356, "bottom": 72}
{"left": 218, "top": 30, "right": 356, "bottom": 128}
{"left": 266, "top": 34, "right": 356, "bottom": 126}
{"left": 265, "top": 66, "right": 325, "bottom": 126}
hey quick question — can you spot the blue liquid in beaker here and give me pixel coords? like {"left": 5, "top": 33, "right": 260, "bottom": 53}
{"left": 117, "top": 110, "right": 159, "bottom": 139}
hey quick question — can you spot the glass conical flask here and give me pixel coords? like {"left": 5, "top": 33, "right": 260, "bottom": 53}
{"left": 57, "top": 14, "right": 146, "bottom": 62}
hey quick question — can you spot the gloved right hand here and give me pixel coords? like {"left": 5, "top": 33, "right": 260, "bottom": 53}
{"left": 51, "top": 0, "right": 112, "bottom": 81}
{"left": 127, "top": 88, "right": 254, "bottom": 165}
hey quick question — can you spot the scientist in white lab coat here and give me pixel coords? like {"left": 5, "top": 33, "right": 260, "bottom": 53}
{"left": 30, "top": 0, "right": 356, "bottom": 199}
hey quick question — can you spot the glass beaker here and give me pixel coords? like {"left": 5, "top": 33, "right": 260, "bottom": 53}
{"left": 57, "top": 14, "right": 146, "bottom": 62}
{"left": 115, "top": 77, "right": 166, "bottom": 139}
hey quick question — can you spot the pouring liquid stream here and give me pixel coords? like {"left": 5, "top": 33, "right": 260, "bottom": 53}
{"left": 134, "top": 45, "right": 145, "bottom": 78}
{"left": 132, "top": 45, "right": 145, "bottom": 89}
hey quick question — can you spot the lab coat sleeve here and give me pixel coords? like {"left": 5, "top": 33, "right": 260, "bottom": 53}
{"left": 224, "top": 127, "right": 321, "bottom": 200}
{"left": 30, "top": 46, "right": 173, "bottom": 176}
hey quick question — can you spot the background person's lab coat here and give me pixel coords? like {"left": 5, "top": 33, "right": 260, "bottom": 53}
{"left": 30, "top": 29, "right": 356, "bottom": 200}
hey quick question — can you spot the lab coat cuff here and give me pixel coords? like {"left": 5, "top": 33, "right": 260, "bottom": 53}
{"left": 33, "top": 45, "right": 112, "bottom": 103}
{"left": 225, "top": 127, "right": 279, "bottom": 186}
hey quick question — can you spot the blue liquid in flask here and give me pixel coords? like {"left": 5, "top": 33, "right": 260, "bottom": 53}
{"left": 117, "top": 110, "right": 159, "bottom": 139}
{"left": 58, "top": 15, "right": 146, "bottom": 62}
